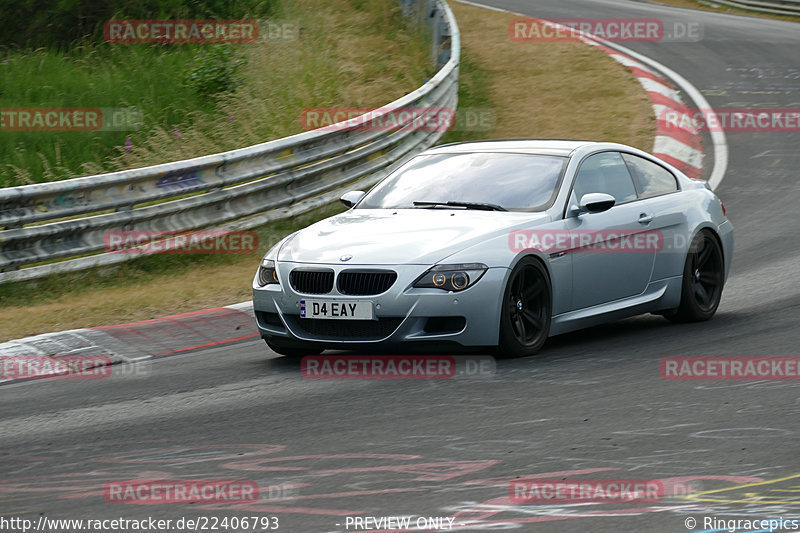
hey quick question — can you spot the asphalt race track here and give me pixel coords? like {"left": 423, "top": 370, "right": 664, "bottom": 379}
{"left": 2, "top": 1, "right": 799, "bottom": 531}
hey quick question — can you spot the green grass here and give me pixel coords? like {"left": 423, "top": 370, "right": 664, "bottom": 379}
{"left": 0, "top": 0, "right": 433, "bottom": 187}
{"left": 0, "top": 44, "right": 220, "bottom": 186}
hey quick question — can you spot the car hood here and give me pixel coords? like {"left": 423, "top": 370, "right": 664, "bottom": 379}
{"left": 277, "top": 209, "right": 550, "bottom": 265}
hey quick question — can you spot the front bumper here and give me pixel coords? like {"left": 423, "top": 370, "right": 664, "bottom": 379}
{"left": 252, "top": 262, "right": 507, "bottom": 347}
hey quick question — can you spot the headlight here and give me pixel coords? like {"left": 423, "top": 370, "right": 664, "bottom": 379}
{"left": 414, "top": 263, "right": 488, "bottom": 292}
{"left": 258, "top": 259, "right": 279, "bottom": 286}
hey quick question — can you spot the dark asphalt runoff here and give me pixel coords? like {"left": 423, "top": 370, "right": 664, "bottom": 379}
{"left": 2, "top": 1, "right": 799, "bottom": 532}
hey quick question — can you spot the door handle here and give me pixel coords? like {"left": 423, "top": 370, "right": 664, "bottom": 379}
{"left": 638, "top": 213, "right": 654, "bottom": 224}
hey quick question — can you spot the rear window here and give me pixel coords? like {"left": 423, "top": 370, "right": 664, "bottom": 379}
{"left": 622, "top": 153, "right": 679, "bottom": 198}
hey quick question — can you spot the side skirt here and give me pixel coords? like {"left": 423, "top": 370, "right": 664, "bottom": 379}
{"left": 549, "top": 277, "right": 682, "bottom": 336}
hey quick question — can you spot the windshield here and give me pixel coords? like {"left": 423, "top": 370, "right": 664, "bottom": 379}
{"left": 357, "top": 152, "right": 567, "bottom": 211}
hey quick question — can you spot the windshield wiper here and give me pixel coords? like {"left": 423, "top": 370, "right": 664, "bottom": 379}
{"left": 412, "top": 201, "right": 507, "bottom": 212}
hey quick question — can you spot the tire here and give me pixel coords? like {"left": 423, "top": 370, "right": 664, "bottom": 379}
{"left": 666, "top": 229, "right": 724, "bottom": 323}
{"left": 264, "top": 336, "right": 323, "bottom": 357}
{"left": 496, "top": 257, "right": 552, "bottom": 358}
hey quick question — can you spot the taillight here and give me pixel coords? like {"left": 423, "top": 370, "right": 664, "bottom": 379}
{"left": 720, "top": 200, "right": 727, "bottom": 217}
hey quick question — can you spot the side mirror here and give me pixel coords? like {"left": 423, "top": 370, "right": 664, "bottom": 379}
{"left": 340, "top": 190, "right": 366, "bottom": 208}
{"left": 572, "top": 192, "right": 616, "bottom": 215}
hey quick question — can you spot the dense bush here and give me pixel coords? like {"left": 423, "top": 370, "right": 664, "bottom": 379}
{"left": 183, "top": 44, "right": 248, "bottom": 98}
{"left": 0, "top": 0, "right": 278, "bottom": 49}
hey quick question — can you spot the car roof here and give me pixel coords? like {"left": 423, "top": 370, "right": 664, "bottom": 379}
{"left": 424, "top": 139, "right": 599, "bottom": 156}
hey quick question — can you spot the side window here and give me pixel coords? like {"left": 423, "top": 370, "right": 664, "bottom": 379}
{"left": 573, "top": 152, "right": 637, "bottom": 206}
{"left": 621, "top": 153, "right": 678, "bottom": 199}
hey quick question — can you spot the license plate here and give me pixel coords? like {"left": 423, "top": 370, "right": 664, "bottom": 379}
{"left": 300, "top": 299, "right": 374, "bottom": 320}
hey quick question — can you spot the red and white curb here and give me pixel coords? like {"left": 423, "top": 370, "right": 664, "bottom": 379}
{"left": 523, "top": 17, "right": 706, "bottom": 180}
{"left": 586, "top": 42, "right": 704, "bottom": 179}
{"left": 0, "top": 302, "right": 257, "bottom": 384}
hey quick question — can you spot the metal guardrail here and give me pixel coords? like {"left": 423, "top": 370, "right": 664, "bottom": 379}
{"left": 698, "top": 0, "right": 800, "bottom": 16}
{"left": 0, "top": 0, "right": 460, "bottom": 283}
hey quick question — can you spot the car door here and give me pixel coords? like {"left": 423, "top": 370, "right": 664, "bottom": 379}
{"left": 566, "top": 151, "right": 657, "bottom": 310}
{"left": 620, "top": 152, "right": 688, "bottom": 281}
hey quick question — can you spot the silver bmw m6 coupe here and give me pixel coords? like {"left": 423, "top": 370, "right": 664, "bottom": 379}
{"left": 252, "top": 139, "right": 733, "bottom": 357}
